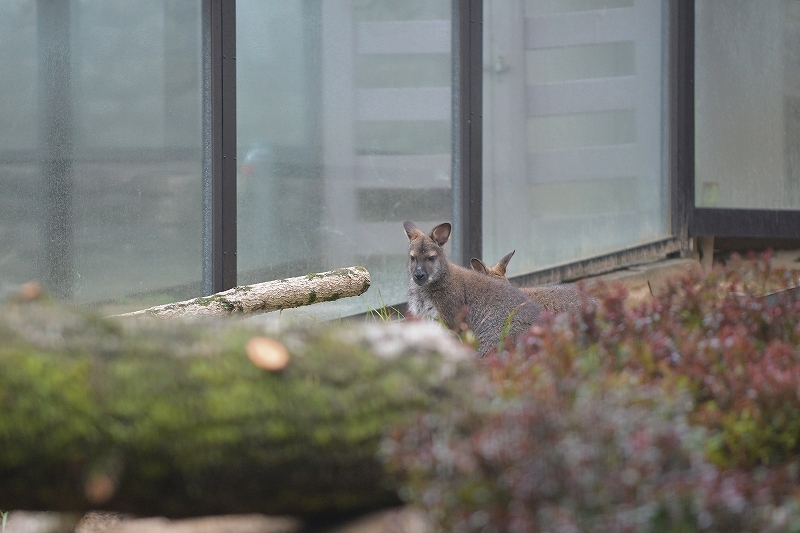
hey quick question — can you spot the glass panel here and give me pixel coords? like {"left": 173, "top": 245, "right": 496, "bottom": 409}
{"left": 526, "top": 41, "right": 636, "bottom": 83}
{"left": 483, "top": 0, "right": 669, "bottom": 277}
{"left": 695, "top": 0, "right": 800, "bottom": 210}
{"left": 0, "top": 1, "right": 40, "bottom": 299}
{"left": 525, "top": 0, "right": 633, "bottom": 16}
{"left": 527, "top": 110, "right": 637, "bottom": 151}
{"left": 356, "top": 54, "right": 451, "bottom": 88}
{"left": 237, "top": 0, "right": 452, "bottom": 317}
{"left": 0, "top": 1, "right": 203, "bottom": 311}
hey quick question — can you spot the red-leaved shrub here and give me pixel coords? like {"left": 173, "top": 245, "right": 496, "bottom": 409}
{"left": 384, "top": 253, "right": 800, "bottom": 533}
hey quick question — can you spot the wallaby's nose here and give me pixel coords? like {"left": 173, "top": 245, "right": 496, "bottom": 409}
{"left": 412, "top": 268, "right": 427, "bottom": 286}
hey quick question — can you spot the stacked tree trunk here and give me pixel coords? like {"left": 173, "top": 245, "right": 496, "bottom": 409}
{"left": 0, "top": 275, "right": 474, "bottom": 519}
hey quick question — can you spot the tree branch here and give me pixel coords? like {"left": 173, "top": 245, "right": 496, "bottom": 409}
{"left": 113, "top": 267, "right": 371, "bottom": 318}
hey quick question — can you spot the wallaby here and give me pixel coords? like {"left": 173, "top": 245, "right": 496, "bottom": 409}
{"left": 471, "top": 250, "right": 595, "bottom": 313}
{"left": 404, "top": 220, "right": 542, "bottom": 355}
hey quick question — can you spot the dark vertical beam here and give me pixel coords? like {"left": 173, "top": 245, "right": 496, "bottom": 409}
{"left": 37, "top": 0, "right": 74, "bottom": 299}
{"left": 202, "top": 0, "right": 236, "bottom": 294}
{"left": 669, "top": 0, "right": 694, "bottom": 247}
{"left": 452, "top": 0, "right": 483, "bottom": 266}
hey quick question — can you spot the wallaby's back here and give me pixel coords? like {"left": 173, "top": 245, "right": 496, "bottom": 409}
{"left": 471, "top": 250, "right": 595, "bottom": 314}
{"left": 520, "top": 284, "right": 587, "bottom": 313}
{"left": 404, "top": 221, "right": 542, "bottom": 355}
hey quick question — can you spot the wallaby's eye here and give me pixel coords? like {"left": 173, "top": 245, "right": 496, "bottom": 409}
{"left": 427, "top": 256, "right": 436, "bottom": 263}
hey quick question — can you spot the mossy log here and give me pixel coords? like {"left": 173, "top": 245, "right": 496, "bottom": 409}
{"left": 0, "top": 299, "right": 474, "bottom": 518}
{"left": 114, "top": 266, "right": 371, "bottom": 318}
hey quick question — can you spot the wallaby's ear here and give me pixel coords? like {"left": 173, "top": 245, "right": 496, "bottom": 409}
{"left": 470, "top": 258, "right": 489, "bottom": 274}
{"left": 430, "top": 222, "right": 452, "bottom": 247}
{"left": 493, "top": 250, "right": 516, "bottom": 276}
{"left": 403, "top": 220, "right": 426, "bottom": 241}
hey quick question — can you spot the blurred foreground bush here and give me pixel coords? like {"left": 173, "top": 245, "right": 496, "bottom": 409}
{"left": 384, "top": 253, "right": 800, "bottom": 533}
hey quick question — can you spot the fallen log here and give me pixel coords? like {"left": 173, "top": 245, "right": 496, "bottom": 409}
{"left": 0, "top": 299, "right": 474, "bottom": 518}
{"left": 113, "top": 266, "right": 371, "bottom": 318}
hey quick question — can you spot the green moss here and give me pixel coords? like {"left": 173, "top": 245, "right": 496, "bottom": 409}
{"left": 0, "top": 348, "right": 99, "bottom": 469}
{"left": 193, "top": 296, "right": 216, "bottom": 307}
{"left": 308, "top": 291, "right": 318, "bottom": 304}
{"left": 306, "top": 267, "right": 369, "bottom": 281}
{"left": 0, "top": 300, "right": 469, "bottom": 517}
{"left": 191, "top": 295, "right": 235, "bottom": 312}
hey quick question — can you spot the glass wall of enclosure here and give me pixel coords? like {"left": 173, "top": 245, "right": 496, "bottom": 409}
{"left": 1, "top": 0, "right": 681, "bottom": 315}
{"left": 695, "top": 0, "right": 800, "bottom": 210}
{"left": 236, "top": 0, "right": 452, "bottom": 315}
{"left": 482, "top": 0, "right": 670, "bottom": 277}
{"left": 0, "top": 1, "right": 203, "bottom": 311}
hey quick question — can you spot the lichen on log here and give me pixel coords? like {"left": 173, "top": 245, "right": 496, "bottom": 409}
{"left": 0, "top": 299, "right": 473, "bottom": 518}
{"left": 113, "top": 266, "right": 371, "bottom": 318}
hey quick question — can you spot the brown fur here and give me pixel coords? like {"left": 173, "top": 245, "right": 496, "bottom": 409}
{"left": 470, "top": 250, "right": 595, "bottom": 313}
{"left": 404, "top": 221, "right": 542, "bottom": 355}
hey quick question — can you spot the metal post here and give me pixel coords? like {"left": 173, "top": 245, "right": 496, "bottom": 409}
{"left": 669, "top": 0, "right": 694, "bottom": 251}
{"left": 202, "top": 0, "right": 237, "bottom": 294}
{"left": 452, "top": 0, "right": 483, "bottom": 266}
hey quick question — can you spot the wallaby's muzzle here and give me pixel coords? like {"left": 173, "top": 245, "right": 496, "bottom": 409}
{"left": 412, "top": 267, "right": 428, "bottom": 286}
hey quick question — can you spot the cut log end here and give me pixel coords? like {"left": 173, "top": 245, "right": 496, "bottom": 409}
{"left": 246, "top": 336, "right": 290, "bottom": 371}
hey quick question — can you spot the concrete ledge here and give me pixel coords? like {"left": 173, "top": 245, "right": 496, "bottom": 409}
{"left": 577, "top": 250, "right": 800, "bottom": 309}
{"left": 580, "top": 258, "right": 702, "bottom": 308}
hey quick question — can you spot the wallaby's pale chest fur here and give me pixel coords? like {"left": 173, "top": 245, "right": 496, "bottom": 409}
{"left": 471, "top": 250, "right": 597, "bottom": 313}
{"left": 404, "top": 221, "right": 542, "bottom": 355}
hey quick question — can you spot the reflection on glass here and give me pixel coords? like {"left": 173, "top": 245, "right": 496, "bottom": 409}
{"left": 0, "top": 1, "right": 40, "bottom": 298}
{"left": 525, "top": 0, "right": 633, "bottom": 16}
{"left": 695, "top": 0, "right": 800, "bottom": 210}
{"left": 0, "top": 1, "right": 203, "bottom": 311}
{"left": 526, "top": 41, "right": 635, "bottom": 83}
{"left": 527, "top": 110, "right": 637, "bottom": 151}
{"left": 237, "top": 0, "right": 452, "bottom": 316}
{"left": 483, "top": 0, "right": 668, "bottom": 277}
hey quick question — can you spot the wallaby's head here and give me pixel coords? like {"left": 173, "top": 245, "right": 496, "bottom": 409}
{"left": 470, "top": 250, "right": 515, "bottom": 281}
{"left": 403, "top": 220, "right": 451, "bottom": 287}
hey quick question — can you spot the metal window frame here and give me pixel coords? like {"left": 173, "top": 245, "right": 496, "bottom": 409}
{"left": 452, "top": 0, "right": 484, "bottom": 267}
{"left": 670, "top": 0, "right": 693, "bottom": 248}
{"left": 459, "top": 0, "right": 685, "bottom": 287}
{"left": 199, "top": 0, "right": 783, "bottom": 302}
{"left": 203, "top": 0, "right": 490, "bottom": 293}
{"left": 202, "top": 0, "right": 237, "bottom": 294}
{"left": 679, "top": 0, "right": 800, "bottom": 240}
